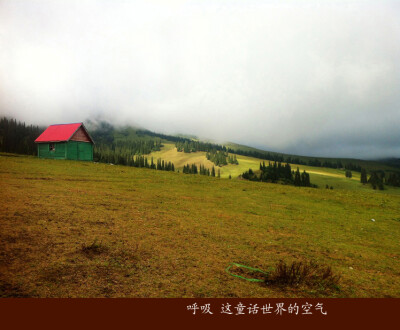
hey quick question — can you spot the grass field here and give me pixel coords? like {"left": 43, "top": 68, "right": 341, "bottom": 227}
{"left": 150, "top": 144, "right": 400, "bottom": 195}
{"left": 1, "top": 153, "right": 400, "bottom": 298}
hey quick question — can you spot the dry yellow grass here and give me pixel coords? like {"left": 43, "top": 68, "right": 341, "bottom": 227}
{"left": 1, "top": 153, "right": 400, "bottom": 298}
{"left": 150, "top": 144, "right": 216, "bottom": 170}
{"left": 149, "top": 145, "right": 400, "bottom": 195}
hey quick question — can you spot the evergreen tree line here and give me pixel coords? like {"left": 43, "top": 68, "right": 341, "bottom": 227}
{"left": 182, "top": 163, "right": 219, "bottom": 177}
{"left": 175, "top": 140, "right": 226, "bottom": 153}
{"left": 386, "top": 172, "right": 400, "bottom": 187}
{"left": 0, "top": 118, "right": 163, "bottom": 160}
{"left": 206, "top": 150, "right": 227, "bottom": 166}
{"left": 344, "top": 163, "right": 362, "bottom": 172}
{"left": 91, "top": 124, "right": 188, "bottom": 145}
{"left": 0, "top": 117, "right": 43, "bottom": 155}
{"left": 113, "top": 139, "right": 161, "bottom": 154}
{"left": 367, "top": 172, "right": 385, "bottom": 190}
{"left": 154, "top": 158, "right": 175, "bottom": 171}
{"left": 103, "top": 154, "right": 175, "bottom": 172}
{"left": 228, "top": 154, "right": 239, "bottom": 165}
{"left": 182, "top": 163, "right": 198, "bottom": 174}
{"left": 228, "top": 148, "right": 286, "bottom": 163}
{"left": 204, "top": 150, "right": 239, "bottom": 167}
{"left": 139, "top": 129, "right": 231, "bottom": 158}
{"left": 228, "top": 147, "right": 363, "bottom": 172}
{"left": 89, "top": 121, "right": 163, "bottom": 160}
{"left": 175, "top": 140, "right": 240, "bottom": 166}
{"left": 360, "top": 168, "right": 400, "bottom": 190}
{"left": 293, "top": 167, "right": 312, "bottom": 187}
{"left": 308, "top": 158, "right": 361, "bottom": 172}
{"left": 136, "top": 129, "right": 198, "bottom": 144}
{"left": 241, "top": 162, "right": 313, "bottom": 187}
{"left": 93, "top": 139, "right": 162, "bottom": 164}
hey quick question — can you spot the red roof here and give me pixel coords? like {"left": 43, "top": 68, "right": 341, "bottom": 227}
{"left": 35, "top": 123, "right": 85, "bottom": 143}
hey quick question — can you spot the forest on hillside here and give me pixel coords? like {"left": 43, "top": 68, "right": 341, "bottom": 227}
{"left": 0, "top": 117, "right": 42, "bottom": 155}
{"left": 1, "top": 117, "right": 400, "bottom": 188}
{"left": 241, "top": 161, "right": 314, "bottom": 187}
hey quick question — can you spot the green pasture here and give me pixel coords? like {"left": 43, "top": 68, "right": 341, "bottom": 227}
{"left": 0, "top": 153, "right": 399, "bottom": 297}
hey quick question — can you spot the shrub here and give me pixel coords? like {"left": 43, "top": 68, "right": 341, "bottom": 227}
{"left": 266, "top": 260, "right": 341, "bottom": 291}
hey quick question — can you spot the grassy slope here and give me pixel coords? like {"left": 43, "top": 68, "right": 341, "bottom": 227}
{"left": 150, "top": 144, "right": 400, "bottom": 195}
{"left": 1, "top": 153, "right": 399, "bottom": 298}
{"left": 149, "top": 144, "right": 216, "bottom": 169}
{"left": 226, "top": 141, "right": 400, "bottom": 173}
{"left": 88, "top": 123, "right": 399, "bottom": 173}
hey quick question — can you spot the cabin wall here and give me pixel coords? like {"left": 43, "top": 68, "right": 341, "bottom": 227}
{"left": 77, "top": 142, "right": 93, "bottom": 161}
{"left": 37, "top": 142, "right": 67, "bottom": 159}
{"left": 37, "top": 141, "right": 92, "bottom": 161}
{"left": 66, "top": 141, "right": 93, "bottom": 161}
{"left": 70, "top": 126, "right": 91, "bottom": 142}
{"left": 66, "top": 141, "right": 78, "bottom": 160}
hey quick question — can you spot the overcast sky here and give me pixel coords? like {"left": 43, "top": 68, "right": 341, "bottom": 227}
{"left": 1, "top": 0, "right": 399, "bottom": 159}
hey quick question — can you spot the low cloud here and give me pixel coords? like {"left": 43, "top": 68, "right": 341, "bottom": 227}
{"left": 1, "top": 0, "right": 399, "bottom": 159}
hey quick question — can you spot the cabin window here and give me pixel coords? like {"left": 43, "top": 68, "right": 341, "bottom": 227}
{"left": 49, "top": 143, "right": 55, "bottom": 151}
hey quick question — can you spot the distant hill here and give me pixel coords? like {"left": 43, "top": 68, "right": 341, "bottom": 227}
{"left": 225, "top": 141, "right": 400, "bottom": 173}
{"left": 378, "top": 158, "right": 400, "bottom": 169}
{"left": 1, "top": 116, "right": 399, "bottom": 174}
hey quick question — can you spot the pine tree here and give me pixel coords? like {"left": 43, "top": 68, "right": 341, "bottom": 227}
{"left": 294, "top": 168, "right": 301, "bottom": 186}
{"left": 368, "top": 172, "right": 384, "bottom": 190}
{"left": 360, "top": 168, "right": 367, "bottom": 184}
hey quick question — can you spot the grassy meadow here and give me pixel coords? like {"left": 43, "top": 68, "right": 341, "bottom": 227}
{"left": 149, "top": 144, "right": 400, "bottom": 195}
{"left": 1, "top": 153, "right": 400, "bottom": 298}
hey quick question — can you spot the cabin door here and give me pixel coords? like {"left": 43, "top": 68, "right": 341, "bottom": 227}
{"left": 77, "top": 143, "right": 85, "bottom": 160}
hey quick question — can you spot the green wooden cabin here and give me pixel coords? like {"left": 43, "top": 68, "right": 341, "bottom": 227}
{"left": 35, "top": 123, "right": 94, "bottom": 161}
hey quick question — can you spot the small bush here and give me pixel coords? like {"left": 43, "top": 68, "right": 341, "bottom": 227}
{"left": 266, "top": 260, "right": 340, "bottom": 291}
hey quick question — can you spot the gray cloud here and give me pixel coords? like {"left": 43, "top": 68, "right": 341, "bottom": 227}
{"left": 1, "top": 0, "right": 399, "bottom": 159}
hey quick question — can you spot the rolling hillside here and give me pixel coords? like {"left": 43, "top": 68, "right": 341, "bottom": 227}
{"left": 148, "top": 143, "right": 400, "bottom": 195}
{"left": 2, "top": 118, "right": 398, "bottom": 175}
{"left": 225, "top": 141, "right": 400, "bottom": 173}
{"left": 1, "top": 153, "right": 400, "bottom": 297}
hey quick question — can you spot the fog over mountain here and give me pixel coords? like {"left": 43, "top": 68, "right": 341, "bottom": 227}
{"left": 1, "top": 0, "right": 399, "bottom": 159}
